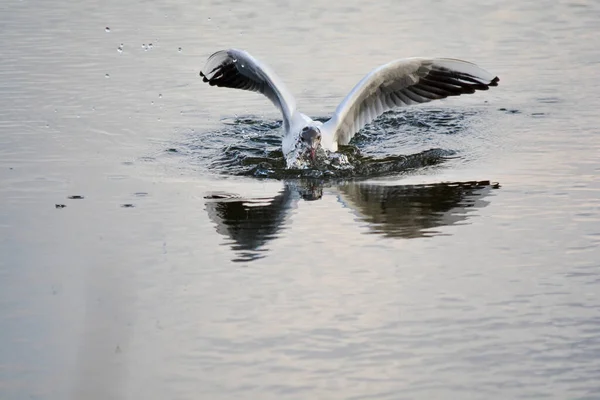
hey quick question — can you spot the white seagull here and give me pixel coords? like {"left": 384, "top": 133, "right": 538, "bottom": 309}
{"left": 200, "top": 49, "right": 499, "bottom": 169}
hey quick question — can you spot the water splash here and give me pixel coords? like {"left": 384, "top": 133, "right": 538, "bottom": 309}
{"left": 173, "top": 108, "right": 486, "bottom": 179}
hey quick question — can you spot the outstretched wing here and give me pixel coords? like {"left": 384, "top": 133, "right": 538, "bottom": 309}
{"left": 322, "top": 58, "right": 499, "bottom": 148}
{"left": 200, "top": 49, "right": 297, "bottom": 132}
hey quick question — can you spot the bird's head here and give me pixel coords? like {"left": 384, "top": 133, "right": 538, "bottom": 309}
{"left": 300, "top": 126, "right": 322, "bottom": 161}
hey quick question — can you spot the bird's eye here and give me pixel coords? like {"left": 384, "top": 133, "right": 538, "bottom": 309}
{"left": 301, "top": 136, "right": 305, "bottom": 142}
{"left": 302, "top": 127, "right": 309, "bottom": 132}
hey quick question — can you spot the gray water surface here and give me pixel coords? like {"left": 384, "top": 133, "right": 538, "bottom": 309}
{"left": 1, "top": 0, "right": 600, "bottom": 399}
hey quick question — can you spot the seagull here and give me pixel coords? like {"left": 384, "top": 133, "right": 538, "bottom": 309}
{"left": 200, "top": 49, "right": 499, "bottom": 169}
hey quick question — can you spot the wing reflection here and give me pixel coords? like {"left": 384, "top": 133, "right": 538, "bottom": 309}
{"left": 336, "top": 180, "right": 497, "bottom": 238}
{"left": 206, "top": 180, "right": 498, "bottom": 262}
{"left": 204, "top": 181, "right": 322, "bottom": 262}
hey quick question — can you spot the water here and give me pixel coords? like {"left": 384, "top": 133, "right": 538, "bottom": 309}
{"left": 1, "top": 0, "right": 599, "bottom": 399}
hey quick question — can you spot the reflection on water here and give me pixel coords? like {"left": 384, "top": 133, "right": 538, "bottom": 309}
{"left": 206, "top": 180, "right": 498, "bottom": 262}
{"left": 338, "top": 180, "right": 498, "bottom": 238}
{"left": 205, "top": 190, "right": 296, "bottom": 263}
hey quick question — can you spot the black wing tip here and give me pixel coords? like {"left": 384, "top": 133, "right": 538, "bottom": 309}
{"left": 472, "top": 75, "right": 499, "bottom": 90}
{"left": 199, "top": 71, "right": 208, "bottom": 80}
{"left": 200, "top": 56, "right": 237, "bottom": 85}
{"left": 426, "top": 69, "right": 500, "bottom": 95}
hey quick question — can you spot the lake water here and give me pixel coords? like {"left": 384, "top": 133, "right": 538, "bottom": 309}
{"left": 1, "top": 0, "right": 600, "bottom": 399}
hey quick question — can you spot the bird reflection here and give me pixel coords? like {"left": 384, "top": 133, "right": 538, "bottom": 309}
{"left": 336, "top": 181, "right": 496, "bottom": 238}
{"left": 205, "top": 179, "right": 499, "bottom": 262}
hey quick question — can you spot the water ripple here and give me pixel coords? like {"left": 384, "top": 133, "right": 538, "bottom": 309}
{"left": 175, "top": 108, "right": 489, "bottom": 178}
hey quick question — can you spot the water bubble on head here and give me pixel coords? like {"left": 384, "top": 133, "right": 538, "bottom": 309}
{"left": 105, "top": 73, "right": 110, "bottom": 78}
{"left": 105, "top": 27, "right": 110, "bottom": 32}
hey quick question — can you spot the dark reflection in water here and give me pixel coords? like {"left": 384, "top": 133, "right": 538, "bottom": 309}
{"left": 206, "top": 180, "right": 499, "bottom": 262}
{"left": 338, "top": 180, "right": 498, "bottom": 238}
{"left": 205, "top": 190, "right": 296, "bottom": 263}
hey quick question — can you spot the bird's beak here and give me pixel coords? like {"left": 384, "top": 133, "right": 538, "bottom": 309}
{"left": 310, "top": 148, "right": 316, "bottom": 160}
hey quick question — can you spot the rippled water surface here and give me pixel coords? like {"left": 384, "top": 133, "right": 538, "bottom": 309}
{"left": 1, "top": 0, "right": 600, "bottom": 399}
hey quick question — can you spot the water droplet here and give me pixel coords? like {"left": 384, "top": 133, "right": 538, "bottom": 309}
{"left": 157, "top": 117, "right": 161, "bottom": 121}
{"left": 207, "top": 17, "right": 211, "bottom": 21}
{"left": 117, "top": 44, "right": 123, "bottom": 53}
{"left": 148, "top": 43, "right": 153, "bottom": 49}
{"left": 158, "top": 94, "right": 162, "bottom": 98}
{"left": 142, "top": 43, "right": 147, "bottom": 50}
{"left": 105, "top": 73, "right": 110, "bottom": 78}
{"left": 178, "top": 47, "right": 182, "bottom": 52}
{"left": 105, "top": 27, "right": 110, "bottom": 32}
{"left": 151, "top": 101, "right": 154, "bottom": 105}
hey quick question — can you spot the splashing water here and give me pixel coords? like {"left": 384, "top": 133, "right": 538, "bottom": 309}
{"left": 170, "top": 108, "right": 492, "bottom": 179}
